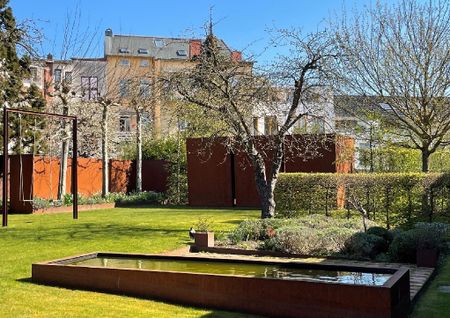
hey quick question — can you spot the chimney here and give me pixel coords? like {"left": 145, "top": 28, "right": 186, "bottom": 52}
{"left": 189, "top": 40, "right": 202, "bottom": 59}
{"left": 231, "top": 51, "right": 242, "bottom": 62}
{"left": 104, "top": 28, "right": 113, "bottom": 57}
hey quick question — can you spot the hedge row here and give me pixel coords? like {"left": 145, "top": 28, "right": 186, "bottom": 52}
{"left": 275, "top": 173, "right": 450, "bottom": 227}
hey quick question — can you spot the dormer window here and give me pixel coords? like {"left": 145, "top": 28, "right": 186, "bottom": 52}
{"left": 154, "top": 39, "right": 165, "bottom": 48}
{"left": 138, "top": 48, "right": 149, "bottom": 54}
{"left": 176, "top": 50, "right": 187, "bottom": 56}
{"left": 118, "top": 59, "right": 130, "bottom": 67}
{"left": 118, "top": 47, "right": 130, "bottom": 54}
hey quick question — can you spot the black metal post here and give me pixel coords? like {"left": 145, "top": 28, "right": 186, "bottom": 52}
{"left": 72, "top": 118, "right": 78, "bottom": 219}
{"left": 2, "top": 108, "right": 8, "bottom": 227}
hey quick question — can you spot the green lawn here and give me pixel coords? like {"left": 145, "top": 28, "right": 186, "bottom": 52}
{"left": 0, "top": 206, "right": 260, "bottom": 318}
{"left": 411, "top": 254, "right": 450, "bottom": 318}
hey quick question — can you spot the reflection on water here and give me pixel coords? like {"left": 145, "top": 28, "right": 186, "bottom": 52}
{"left": 71, "top": 257, "right": 391, "bottom": 286}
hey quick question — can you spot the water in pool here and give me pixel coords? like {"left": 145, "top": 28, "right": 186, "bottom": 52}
{"left": 71, "top": 257, "right": 391, "bottom": 286}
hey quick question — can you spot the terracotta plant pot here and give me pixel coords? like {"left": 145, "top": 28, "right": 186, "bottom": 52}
{"left": 416, "top": 247, "right": 439, "bottom": 268}
{"left": 194, "top": 232, "right": 214, "bottom": 248}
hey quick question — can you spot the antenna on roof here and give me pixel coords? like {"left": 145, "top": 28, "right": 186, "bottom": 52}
{"left": 209, "top": 6, "right": 214, "bottom": 35}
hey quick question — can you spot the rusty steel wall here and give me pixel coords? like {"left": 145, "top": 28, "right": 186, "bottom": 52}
{"left": 186, "top": 138, "right": 233, "bottom": 207}
{"left": 142, "top": 160, "right": 170, "bottom": 193}
{"left": 8, "top": 156, "right": 169, "bottom": 213}
{"left": 187, "top": 134, "right": 355, "bottom": 208}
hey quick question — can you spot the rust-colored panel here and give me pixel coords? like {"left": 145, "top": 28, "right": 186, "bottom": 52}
{"left": 336, "top": 135, "right": 355, "bottom": 173}
{"left": 284, "top": 134, "right": 337, "bottom": 173}
{"left": 187, "top": 135, "right": 355, "bottom": 208}
{"left": 142, "top": 160, "right": 169, "bottom": 193}
{"left": 32, "top": 253, "right": 411, "bottom": 318}
{"left": 65, "top": 158, "right": 103, "bottom": 197}
{"left": 33, "top": 156, "right": 61, "bottom": 200}
{"left": 10, "top": 154, "right": 34, "bottom": 213}
{"left": 186, "top": 138, "right": 233, "bottom": 207}
{"left": 109, "top": 160, "right": 134, "bottom": 193}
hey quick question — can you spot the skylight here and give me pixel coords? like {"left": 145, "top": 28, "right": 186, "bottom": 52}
{"left": 118, "top": 48, "right": 130, "bottom": 54}
{"left": 176, "top": 50, "right": 187, "bottom": 56}
{"left": 154, "top": 39, "right": 165, "bottom": 48}
{"left": 138, "top": 48, "right": 149, "bottom": 54}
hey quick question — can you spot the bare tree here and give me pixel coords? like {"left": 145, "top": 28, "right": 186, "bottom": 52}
{"left": 168, "top": 28, "right": 335, "bottom": 218}
{"left": 45, "top": 6, "right": 101, "bottom": 199}
{"left": 332, "top": 0, "right": 450, "bottom": 172}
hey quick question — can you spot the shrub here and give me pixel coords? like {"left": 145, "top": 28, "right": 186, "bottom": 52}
{"left": 122, "top": 137, "right": 188, "bottom": 205}
{"left": 389, "top": 223, "right": 448, "bottom": 263}
{"left": 342, "top": 232, "right": 388, "bottom": 259}
{"left": 229, "top": 215, "right": 367, "bottom": 256}
{"left": 366, "top": 226, "right": 394, "bottom": 242}
{"left": 388, "top": 229, "right": 421, "bottom": 263}
{"left": 265, "top": 226, "right": 356, "bottom": 256}
{"left": 275, "top": 172, "right": 450, "bottom": 227}
{"left": 115, "top": 191, "right": 163, "bottom": 205}
{"left": 194, "top": 217, "right": 213, "bottom": 232}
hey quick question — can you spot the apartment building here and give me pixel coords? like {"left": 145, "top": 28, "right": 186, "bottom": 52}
{"left": 103, "top": 28, "right": 244, "bottom": 138}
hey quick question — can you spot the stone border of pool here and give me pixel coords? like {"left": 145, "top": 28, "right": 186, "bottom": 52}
{"left": 32, "top": 252, "right": 411, "bottom": 318}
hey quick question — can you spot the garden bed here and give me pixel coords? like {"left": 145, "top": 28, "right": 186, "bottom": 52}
{"left": 215, "top": 215, "right": 449, "bottom": 268}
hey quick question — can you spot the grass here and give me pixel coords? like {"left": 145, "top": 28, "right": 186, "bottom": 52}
{"left": 0, "top": 206, "right": 260, "bottom": 318}
{"left": 411, "top": 254, "right": 450, "bottom": 317}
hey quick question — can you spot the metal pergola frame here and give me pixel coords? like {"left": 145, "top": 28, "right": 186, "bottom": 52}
{"left": 2, "top": 107, "right": 78, "bottom": 227}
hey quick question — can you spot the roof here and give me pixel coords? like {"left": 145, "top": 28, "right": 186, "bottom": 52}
{"left": 105, "top": 33, "right": 232, "bottom": 60}
{"left": 334, "top": 95, "right": 383, "bottom": 118}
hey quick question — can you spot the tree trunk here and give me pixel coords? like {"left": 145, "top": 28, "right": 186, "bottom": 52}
{"left": 258, "top": 181, "right": 276, "bottom": 218}
{"left": 252, "top": 138, "right": 284, "bottom": 219}
{"left": 57, "top": 140, "right": 69, "bottom": 200}
{"left": 369, "top": 125, "right": 374, "bottom": 172}
{"left": 57, "top": 105, "right": 69, "bottom": 200}
{"left": 421, "top": 148, "right": 431, "bottom": 215}
{"left": 421, "top": 149, "right": 430, "bottom": 172}
{"left": 101, "top": 103, "right": 109, "bottom": 197}
{"left": 136, "top": 110, "right": 142, "bottom": 192}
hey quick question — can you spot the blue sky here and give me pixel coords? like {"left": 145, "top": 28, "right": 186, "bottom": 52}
{"left": 10, "top": 0, "right": 379, "bottom": 63}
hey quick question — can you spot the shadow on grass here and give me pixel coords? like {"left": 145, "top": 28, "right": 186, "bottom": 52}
{"left": 16, "top": 277, "right": 32, "bottom": 283}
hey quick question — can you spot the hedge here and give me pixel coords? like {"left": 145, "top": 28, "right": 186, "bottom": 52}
{"left": 275, "top": 173, "right": 450, "bottom": 228}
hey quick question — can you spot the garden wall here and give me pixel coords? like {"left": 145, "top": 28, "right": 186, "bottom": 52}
{"left": 186, "top": 134, "right": 354, "bottom": 208}
{"left": 6, "top": 155, "right": 169, "bottom": 213}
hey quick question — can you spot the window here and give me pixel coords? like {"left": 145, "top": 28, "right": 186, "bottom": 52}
{"left": 119, "top": 59, "right": 130, "bottom": 67}
{"left": 264, "top": 116, "right": 278, "bottom": 135}
{"left": 176, "top": 49, "right": 187, "bottom": 56}
{"left": 139, "top": 79, "right": 150, "bottom": 98}
{"left": 81, "top": 76, "right": 98, "bottom": 101}
{"left": 119, "top": 116, "right": 131, "bottom": 132}
{"left": 253, "top": 117, "right": 260, "bottom": 135}
{"left": 119, "top": 79, "right": 130, "bottom": 97}
{"left": 118, "top": 47, "right": 130, "bottom": 54}
{"left": 154, "top": 39, "right": 165, "bottom": 47}
{"left": 138, "top": 48, "right": 149, "bottom": 54}
{"left": 177, "top": 120, "right": 188, "bottom": 131}
{"left": 139, "top": 59, "right": 149, "bottom": 67}
{"left": 64, "top": 71, "right": 72, "bottom": 84}
{"left": 30, "top": 67, "right": 38, "bottom": 81}
{"left": 310, "top": 116, "right": 325, "bottom": 133}
{"left": 54, "top": 69, "right": 62, "bottom": 83}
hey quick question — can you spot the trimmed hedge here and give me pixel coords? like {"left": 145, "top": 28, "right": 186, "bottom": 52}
{"left": 275, "top": 172, "right": 450, "bottom": 227}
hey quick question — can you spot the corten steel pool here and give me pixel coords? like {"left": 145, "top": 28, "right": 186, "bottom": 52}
{"left": 32, "top": 252, "right": 411, "bottom": 318}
